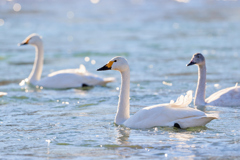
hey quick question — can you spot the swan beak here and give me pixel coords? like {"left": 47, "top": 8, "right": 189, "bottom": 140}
{"left": 97, "top": 61, "right": 113, "bottom": 71}
{"left": 186, "top": 61, "right": 196, "bottom": 66}
{"left": 18, "top": 38, "right": 30, "bottom": 46}
{"left": 18, "top": 42, "right": 28, "bottom": 46}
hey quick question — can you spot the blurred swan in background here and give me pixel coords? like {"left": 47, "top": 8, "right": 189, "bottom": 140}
{"left": 19, "top": 33, "right": 114, "bottom": 89}
{"left": 97, "top": 56, "right": 217, "bottom": 129}
{"left": 0, "top": 92, "right": 7, "bottom": 97}
{"left": 187, "top": 53, "right": 240, "bottom": 106}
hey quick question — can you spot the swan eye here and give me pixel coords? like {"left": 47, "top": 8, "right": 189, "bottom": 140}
{"left": 114, "top": 60, "right": 117, "bottom": 62}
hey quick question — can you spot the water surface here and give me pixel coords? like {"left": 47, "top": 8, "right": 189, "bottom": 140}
{"left": 0, "top": 0, "right": 240, "bottom": 159}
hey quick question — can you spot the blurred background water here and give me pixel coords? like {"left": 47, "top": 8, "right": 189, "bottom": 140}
{"left": 0, "top": 0, "right": 240, "bottom": 159}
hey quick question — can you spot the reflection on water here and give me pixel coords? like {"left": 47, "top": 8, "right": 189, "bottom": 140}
{"left": 116, "top": 127, "right": 130, "bottom": 145}
{"left": 0, "top": 80, "right": 21, "bottom": 86}
{"left": 169, "top": 132, "right": 195, "bottom": 141}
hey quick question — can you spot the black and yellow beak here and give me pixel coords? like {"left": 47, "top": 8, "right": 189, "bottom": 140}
{"left": 97, "top": 61, "right": 114, "bottom": 71}
{"left": 18, "top": 38, "right": 30, "bottom": 46}
{"left": 186, "top": 60, "right": 196, "bottom": 66}
{"left": 19, "top": 42, "right": 28, "bottom": 46}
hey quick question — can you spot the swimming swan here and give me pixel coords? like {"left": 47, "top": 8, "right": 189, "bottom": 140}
{"left": 0, "top": 92, "right": 7, "bottom": 97}
{"left": 97, "top": 56, "right": 217, "bottom": 129}
{"left": 19, "top": 33, "right": 114, "bottom": 89}
{"left": 187, "top": 53, "right": 240, "bottom": 106}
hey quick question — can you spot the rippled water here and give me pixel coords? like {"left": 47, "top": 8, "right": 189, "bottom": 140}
{"left": 0, "top": 0, "right": 240, "bottom": 159}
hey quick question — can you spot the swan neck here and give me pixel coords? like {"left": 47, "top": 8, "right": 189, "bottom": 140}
{"left": 194, "top": 64, "right": 206, "bottom": 105}
{"left": 28, "top": 43, "right": 44, "bottom": 84}
{"left": 115, "top": 68, "right": 130, "bottom": 125}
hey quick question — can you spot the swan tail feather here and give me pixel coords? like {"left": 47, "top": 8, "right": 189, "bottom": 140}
{"left": 79, "top": 64, "right": 86, "bottom": 73}
{"left": 169, "top": 90, "right": 193, "bottom": 108}
{"left": 177, "top": 115, "right": 217, "bottom": 128}
{"left": 206, "top": 114, "right": 219, "bottom": 119}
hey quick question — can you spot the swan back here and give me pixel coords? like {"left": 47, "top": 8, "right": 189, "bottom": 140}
{"left": 48, "top": 64, "right": 87, "bottom": 77}
{"left": 124, "top": 99, "right": 216, "bottom": 129}
{"left": 206, "top": 85, "right": 240, "bottom": 106}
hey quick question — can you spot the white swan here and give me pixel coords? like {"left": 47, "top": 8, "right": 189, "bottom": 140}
{"left": 0, "top": 92, "right": 7, "bottom": 97}
{"left": 19, "top": 33, "right": 114, "bottom": 89}
{"left": 187, "top": 53, "right": 240, "bottom": 106}
{"left": 97, "top": 56, "right": 217, "bottom": 129}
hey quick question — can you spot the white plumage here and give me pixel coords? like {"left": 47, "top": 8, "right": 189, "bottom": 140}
{"left": 19, "top": 34, "right": 114, "bottom": 89}
{"left": 206, "top": 84, "right": 240, "bottom": 106}
{"left": 98, "top": 56, "right": 217, "bottom": 129}
{"left": 187, "top": 53, "right": 240, "bottom": 107}
{"left": 0, "top": 92, "right": 7, "bottom": 97}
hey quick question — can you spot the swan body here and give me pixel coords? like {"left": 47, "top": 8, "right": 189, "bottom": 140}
{"left": 97, "top": 57, "right": 217, "bottom": 129}
{"left": 0, "top": 92, "right": 7, "bottom": 97}
{"left": 123, "top": 101, "right": 216, "bottom": 129}
{"left": 187, "top": 53, "right": 240, "bottom": 106}
{"left": 205, "top": 84, "right": 240, "bottom": 106}
{"left": 19, "top": 34, "right": 114, "bottom": 89}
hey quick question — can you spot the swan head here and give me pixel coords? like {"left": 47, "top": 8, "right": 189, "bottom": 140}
{"left": 97, "top": 57, "right": 129, "bottom": 72}
{"left": 19, "top": 33, "right": 42, "bottom": 46}
{"left": 186, "top": 53, "right": 205, "bottom": 66}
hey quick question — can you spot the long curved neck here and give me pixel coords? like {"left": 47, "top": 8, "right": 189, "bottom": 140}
{"left": 115, "top": 68, "right": 130, "bottom": 125}
{"left": 28, "top": 43, "right": 44, "bottom": 84}
{"left": 194, "top": 63, "right": 206, "bottom": 106}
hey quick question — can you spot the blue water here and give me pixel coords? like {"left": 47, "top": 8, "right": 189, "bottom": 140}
{"left": 0, "top": 0, "right": 240, "bottom": 159}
